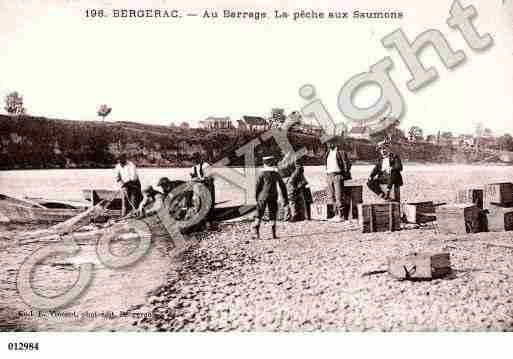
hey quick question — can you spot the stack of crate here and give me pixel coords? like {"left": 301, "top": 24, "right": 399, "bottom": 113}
{"left": 455, "top": 189, "right": 484, "bottom": 209}
{"left": 309, "top": 189, "right": 335, "bottom": 221}
{"left": 484, "top": 182, "right": 513, "bottom": 232}
{"left": 436, "top": 203, "right": 483, "bottom": 234}
{"left": 484, "top": 183, "right": 513, "bottom": 207}
{"left": 358, "top": 202, "right": 401, "bottom": 233}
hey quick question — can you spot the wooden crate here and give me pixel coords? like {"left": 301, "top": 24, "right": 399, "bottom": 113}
{"left": 343, "top": 185, "right": 363, "bottom": 220}
{"left": 357, "top": 203, "right": 400, "bottom": 233}
{"left": 436, "top": 204, "right": 483, "bottom": 234}
{"left": 456, "top": 189, "right": 483, "bottom": 209}
{"left": 485, "top": 205, "right": 513, "bottom": 232}
{"left": 388, "top": 253, "right": 451, "bottom": 280}
{"left": 402, "top": 201, "right": 436, "bottom": 224}
{"left": 310, "top": 203, "right": 335, "bottom": 221}
{"left": 484, "top": 183, "right": 513, "bottom": 207}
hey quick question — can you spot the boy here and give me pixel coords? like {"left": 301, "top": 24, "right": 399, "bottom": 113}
{"left": 253, "top": 156, "right": 289, "bottom": 239}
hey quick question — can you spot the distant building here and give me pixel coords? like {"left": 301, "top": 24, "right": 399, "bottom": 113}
{"left": 477, "top": 135, "right": 498, "bottom": 148}
{"left": 180, "top": 122, "right": 190, "bottom": 129}
{"left": 199, "top": 116, "right": 234, "bottom": 130}
{"left": 348, "top": 124, "right": 370, "bottom": 140}
{"left": 238, "top": 116, "right": 269, "bottom": 132}
{"left": 297, "top": 123, "right": 324, "bottom": 137}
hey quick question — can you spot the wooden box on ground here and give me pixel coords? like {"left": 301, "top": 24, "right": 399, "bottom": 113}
{"left": 485, "top": 205, "right": 513, "bottom": 232}
{"left": 310, "top": 203, "right": 335, "bottom": 221}
{"left": 402, "top": 201, "right": 436, "bottom": 224}
{"left": 456, "top": 189, "right": 483, "bottom": 209}
{"left": 343, "top": 185, "right": 363, "bottom": 220}
{"left": 436, "top": 204, "right": 483, "bottom": 234}
{"left": 357, "top": 203, "right": 400, "bottom": 233}
{"left": 388, "top": 253, "right": 451, "bottom": 280}
{"left": 484, "top": 183, "right": 513, "bottom": 207}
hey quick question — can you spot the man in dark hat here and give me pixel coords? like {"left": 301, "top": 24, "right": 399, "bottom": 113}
{"left": 156, "top": 177, "right": 191, "bottom": 221}
{"left": 323, "top": 137, "right": 351, "bottom": 222}
{"left": 115, "top": 154, "right": 143, "bottom": 216}
{"left": 367, "top": 141, "right": 403, "bottom": 202}
{"left": 253, "top": 156, "right": 289, "bottom": 239}
{"left": 137, "top": 185, "right": 164, "bottom": 218}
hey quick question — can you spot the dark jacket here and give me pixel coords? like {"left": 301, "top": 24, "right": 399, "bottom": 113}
{"left": 287, "top": 165, "right": 308, "bottom": 198}
{"left": 255, "top": 169, "right": 289, "bottom": 205}
{"left": 370, "top": 153, "right": 403, "bottom": 186}
{"left": 323, "top": 148, "right": 352, "bottom": 179}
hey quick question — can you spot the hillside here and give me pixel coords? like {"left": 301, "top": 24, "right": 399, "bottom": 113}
{"left": 0, "top": 115, "right": 489, "bottom": 170}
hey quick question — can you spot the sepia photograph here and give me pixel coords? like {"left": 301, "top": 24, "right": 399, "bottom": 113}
{"left": 0, "top": 0, "right": 513, "bottom": 356}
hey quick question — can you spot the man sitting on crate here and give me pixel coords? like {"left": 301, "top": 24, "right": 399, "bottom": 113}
{"left": 367, "top": 141, "right": 403, "bottom": 202}
{"left": 323, "top": 137, "right": 352, "bottom": 222}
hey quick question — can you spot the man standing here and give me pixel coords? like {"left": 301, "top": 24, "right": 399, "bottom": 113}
{"left": 253, "top": 156, "right": 289, "bottom": 239}
{"left": 189, "top": 153, "right": 215, "bottom": 224}
{"left": 367, "top": 142, "right": 403, "bottom": 202}
{"left": 286, "top": 158, "right": 308, "bottom": 222}
{"left": 115, "top": 154, "right": 143, "bottom": 216}
{"left": 323, "top": 138, "right": 351, "bottom": 222}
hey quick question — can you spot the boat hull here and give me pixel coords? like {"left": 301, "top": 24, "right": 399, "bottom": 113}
{"left": 0, "top": 202, "right": 84, "bottom": 223}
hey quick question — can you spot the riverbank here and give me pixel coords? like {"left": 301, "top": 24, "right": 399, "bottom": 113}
{"left": 0, "top": 222, "right": 188, "bottom": 331}
{"left": 133, "top": 220, "right": 513, "bottom": 331}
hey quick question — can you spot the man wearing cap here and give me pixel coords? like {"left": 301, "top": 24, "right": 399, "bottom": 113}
{"left": 367, "top": 142, "right": 403, "bottom": 202}
{"left": 156, "top": 177, "right": 189, "bottom": 220}
{"left": 253, "top": 156, "right": 289, "bottom": 239}
{"left": 115, "top": 154, "right": 143, "bottom": 216}
{"left": 323, "top": 137, "right": 351, "bottom": 222}
{"left": 137, "top": 185, "right": 164, "bottom": 218}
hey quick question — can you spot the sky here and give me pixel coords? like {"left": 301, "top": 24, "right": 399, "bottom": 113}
{"left": 0, "top": 0, "right": 512, "bottom": 136}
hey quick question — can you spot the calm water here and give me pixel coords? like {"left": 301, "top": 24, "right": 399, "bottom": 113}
{"left": 1, "top": 164, "right": 513, "bottom": 205}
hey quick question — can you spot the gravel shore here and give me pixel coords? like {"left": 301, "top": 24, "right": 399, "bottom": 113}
{"left": 135, "top": 220, "right": 513, "bottom": 331}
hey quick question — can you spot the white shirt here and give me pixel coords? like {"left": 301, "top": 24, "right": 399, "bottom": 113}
{"left": 191, "top": 162, "right": 211, "bottom": 178}
{"left": 115, "top": 161, "right": 139, "bottom": 183}
{"left": 326, "top": 149, "right": 341, "bottom": 174}
{"left": 382, "top": 157, "right": 391, "bottom": 174}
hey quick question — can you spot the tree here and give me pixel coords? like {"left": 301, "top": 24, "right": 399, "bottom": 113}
{"left": 483, "top": 128, "right": 493, "bottom": 137}
{"left": 97, "top": 104, "right": 112, "bottom": 121}
{"left": 269, "top": 108, "right": 286, "bottom": 129}
{"left": 474, "top": 122, "right": 484, "bottom": 150}
{"left": 408, "top": 126, "right": 424, "bottom": 142}
{"left": 4, "top": 91, "right": 26, "bottom": 116}
{"left": 499, "top": 134, "right": 513, "bottom": 152}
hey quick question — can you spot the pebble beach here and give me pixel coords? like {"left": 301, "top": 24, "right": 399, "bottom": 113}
{"left": 134, "top": 220, "right": 513, "bottom": 331}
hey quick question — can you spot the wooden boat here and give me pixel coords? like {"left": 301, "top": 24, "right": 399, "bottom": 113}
{"left": 0, "top": 194, "right": 85, "bottom": 223}
{"left": 25, "top": 197, "right": 90, "bottom": 209}
{"left": 211, "top": 204, "right": 256, "bottom": 222}
{"left": 82, "top": 189, "right": 121, "bottom": 203}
